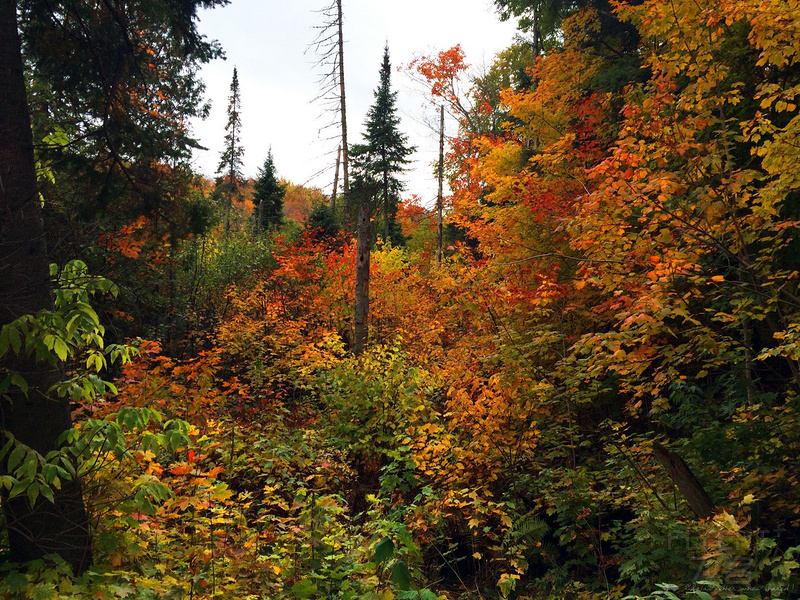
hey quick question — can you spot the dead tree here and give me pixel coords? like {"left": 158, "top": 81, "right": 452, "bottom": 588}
{"left": 351, "top": 176, "right": 378, "bottom": 356}
{"left": 436, "top": 106, "right": 444, "bottom": 266}
{"left": 653, "top": 442, "right": 716, "bottom": 520}
{"left": 331, "top": 145, "right": 341, "bottom": 210}
{"left": 309, "top": 0, "right": 350, "bottom": 220}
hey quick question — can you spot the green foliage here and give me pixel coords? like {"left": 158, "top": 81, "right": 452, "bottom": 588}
{"left": 0, "top": 404, "right": 191, "bottom": 535}
{"left": 305, "top": 204, "right": 341, "bottom": 241}
{"left": 23, "top": 0, "right": 226, "bottom": 228}
{"left": 253, "top": 150, "right": 287, "bottom": 232}
{"left": 352, "top": 46, "right": 415, "bottom": 240}
{"left": 182, "top": 231, "right": 278, "bottom": 327}
{"left": 0, "top": 260, "right": 134, "bottom": 399}
{"left": 216, "top": 66, "right": 245, "bottom": 186}
{"left": 318, "top": 341, "right": 432, "bottom": 461}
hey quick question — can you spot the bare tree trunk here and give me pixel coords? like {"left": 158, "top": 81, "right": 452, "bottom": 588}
{"left": 742, "top": 317, "right": 755, "bottom": 405}
{"left": 436, "top": 106, "right": 444, "bottom": 266}
{"left": 382, "top": 164, "right": 389, "bottom": 243}
{"left": 337, "top": 0, "right": 349, "bottom": 222}
{"left": 0, "top": 1, "right": 92, "bottom": 573}
{"left": 331, "top": 145, "right": 341, "bottom": 210}
{"left": 653, "top": 442, "right": 715, "bottom": 520}
{"left": 353, "top": 200, "right": 371, "bottom": 356}
{"left": 224, "top": 191, "right": 231, "bottom": 237}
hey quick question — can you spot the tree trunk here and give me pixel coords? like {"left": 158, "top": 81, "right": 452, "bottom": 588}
{"left": 382, "top": 165, "right": 389, "bottom": 243}
{"left": 353, "top": 200, "right": 371, "bottom": 356}
{"left": 331, "top": 145, "right": 341, "bottom": 210}
{"left": 436, "top": 106, "right": 444, "bottom": 266}
{"left": 0, "top": 1, "right": 92, "bottom": 573}
{"left": 653, "top": 442, "right": 715, "bottom": 520}
{"left": 337, "top": 0, "right": 349, "bottom": 222}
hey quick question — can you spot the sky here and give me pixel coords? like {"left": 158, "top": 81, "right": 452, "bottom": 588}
{"left": 188, "top": 0, "right": 519, "bottom": 206}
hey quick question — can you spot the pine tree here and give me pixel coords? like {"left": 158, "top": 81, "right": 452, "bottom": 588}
{"left": 253, "top": 150, "right": 286, "bottom": 232}
{"left": 216, "top": 67, "right": 244, "bottom": 235}
{"left": 354, "top": 46, "right": 415, "bottom": 243}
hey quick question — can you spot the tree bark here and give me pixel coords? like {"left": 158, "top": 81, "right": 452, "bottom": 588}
{"left": 436, "top": 106, "right": 444, "bottom": 266}
{"left": 331, "top": 145, "right": 341, "bottom": 210}
{"left": 353, "top": 200, "right": 371, "bottom": 356}
{"left": 382, "top": 161, "right": 389, "bottom": 243}
{"left": 653, "top": 442, "right": 715, "bottom": 520}
{"left": 336, "top": 0, "right": 349, "bottom": 222}
{"left": 0, "top": 0, "right": 92, "bottom": 573}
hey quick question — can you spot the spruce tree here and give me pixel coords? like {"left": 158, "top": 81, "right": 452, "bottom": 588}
{"left": 354, "top": 46, "right": 415, "bottom": 244}
{"left": 253, "top": 150, "right": 286, "bottom": 232}
{"left": 216, "top": 67, "right": 244, "bottom": 235}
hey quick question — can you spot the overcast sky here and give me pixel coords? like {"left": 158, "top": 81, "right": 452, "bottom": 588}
{"left": 188, "top": 0, "right": 518, "bottom": 206}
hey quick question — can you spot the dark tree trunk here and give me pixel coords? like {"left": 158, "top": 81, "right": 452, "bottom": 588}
{"left": 353, "top": 200, "right": 371, "bottom": 356}
{"left": 653, "top": 442, "right": 715, "bottom": 520}
{"left": 0, "top": 0, "right": 92, "bottom": 573}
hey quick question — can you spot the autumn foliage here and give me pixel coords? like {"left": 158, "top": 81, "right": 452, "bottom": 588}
{"left": 4, "top": 0, "right": 800, "bottom": 598}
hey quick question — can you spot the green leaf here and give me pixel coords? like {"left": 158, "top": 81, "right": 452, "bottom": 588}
{"left": 0, "top": 326, "right": 10, "bottom": 358}
{"left": 8, "top": 325, "right": 21, "bottom": 355}
{"left": 391, "top": 561, "right": 412, "bottom": 591}
{"left": 399, "top": 591, "right": 438, "bottom": 600}
{"left": 39, "top": 484, "right": 55, "bottom": 503}
{"left": 8, "top": 477, "right": 31, "bottom": 500}
{"left": 43, "top": 128, "right": 69, "bottom": 148}
{"left": 109, "top": 584, "right": 136, "bottom": 598}
{"left": 7, "top": 444, "right": 26, "bottom": 472}
{"left": 42, "top": 334, "right": 56, "bottom": 350}
{"left": 53, "top": 338, "right": 69, "bottom": 362}
{"left": 11, "top": 373, "right": 28, "bottom": 395}
{"left": 27, "top": 482, "right": 40, "bottom": 507}
{"left": 5, "top": 572, "right": 28, "bottom": 593}
{"left": 30, "top": 582, "right": 58, "bottom": 600}
{"left": 375, "top": 537, "right": 395, "bottom": 564}
{"left": 291, "top": 579, "right": 318, "bottom": 598}
{"left": 0, "top": 438, "right": 13, "bottom": 462}
{"left": 123, "top": 408, "right": 139, "bottom": 432}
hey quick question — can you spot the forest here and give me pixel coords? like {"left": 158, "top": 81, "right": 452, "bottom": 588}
{"left": 0, "top": 0, "right": 799, "bottom": 598}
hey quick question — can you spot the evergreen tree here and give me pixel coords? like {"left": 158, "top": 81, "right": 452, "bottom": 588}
{"left": 353, "top": 46, "right": 415, "bottom": 244}
{"left": 2, "top": 0, "right": 226, "bottom": 573}
{"left": 253, "top": 150, "right": 286, "bottom": 232}
{"left": 216, "top": 67, "right": 245, "bottom": 235}
{"left": 21, "top": 0, "right": 226, "bottom": 222}
{"left": 305, "top": 204, "right": 340, "bottom": 242}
